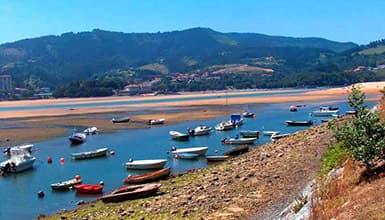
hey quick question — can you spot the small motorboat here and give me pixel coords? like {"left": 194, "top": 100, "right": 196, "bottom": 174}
{"left": 74, "top": 184, "right": 103, "bottom": 194}
{"left": 111, "top": 117, "right": 130, "bottom": 123}
{"left": 169, "top": 131, "right": 189, "bottom": 141}
{"left": 148, "top": 118, "right": 165, "bottom": 125}
{"left": 224, "top": 145, "right": 249, "bottom": 156}
{"left": 345, "top": 110, "right": 356, "bottom": 115}
{"left": 187, "top": 125, "right": 212, "bottom": 136}
{"left": 3, "top": 144, "right": 33, "bottom": 157}
{"left": 0, "top": 148, "right": 36, "bottom": 173}
{"left": 285, "top": 120, "right": 313, "bottom": 126}
{"left": 215, "top": 121, "right": 234, "bottom": 131}
{"left": 239, "top": 130, "right": 260, "bottom": 138}
{"left": 71, "top": 147, "right": 108, "bottom": 160}
{"left": 206, "top": 155, "right": 230, "bottom": 162}
{"left": 83, "top": 127, "right": 98, "bottom": 134}
{"left": 170, "top": 146, "right": 208, "bottom": 156}
{"left": 221, "top": 137, "right": 257, "bottom": 145}
{"left": 69, "top": 133, "right": 86, "bottom": 145}
{"left": 176, "top": 153, "right": 200, "bottom": 159}
{"left": 51, "top": 176, "right": 82, "bottom": 191}
{"left": 100, "top": 183, "right": 161, "bottom": 203}
{"left": 242, "top": 112, "right": 255, "bottom": 118}
{"left": 312, "top": 107, "right": 339, "bottom": 117}
{"left": 126, "top": 159, "right": 167, "bottom": 170}
{"left": 289, "top": 106, "right": 298, "bottom": 112}
{"left": 123, "top": 167, "right": 171, "bottom": 184}
{"left": 271, "top": 133, "right": 290, "bottom": 141}
{"left": 262, "top": 131, "right": 280, "bottom": 136}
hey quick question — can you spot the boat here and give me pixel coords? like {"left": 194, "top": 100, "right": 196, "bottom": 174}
{"left": 0, "top": 149, "right": 36, "bottom": 173}
{"left": 69, "top": 133, "right": 86, "bottom": 144}
{"left": 206, "top": 155, "right": 230, "bottom": 162}
{"left": 111, "top": 117, "right": 130, "bottom": 123}
{"left": 169, "top": 131, "right": 189, "bottom": 141}
{"left": 149, "top": 118, "right": 165, "bottom": 125}
{"left": 187, "top": 125, "right": 212, "bottom": 136}
{"left": 262, "top": 131, "right": 280, "bottom": 136}
{"left": 176, "top": 153, "right": 200, "bottom": 159}
{"left": 345, "top": 110, "right": 356, "bottom": 115}
{"left": 123, "top": 167, "right": 171, "bottom": 184}
{"left": 312, "top": 107, "right": 339, "bottom": 117}
{"left": 224, "top": 145, "right": 249, "bottom": 156}
{"left": 215, "top": 121, "right": 234, "bottom": 131}
{"left": 271, "top": 133, "right": 290, "bottom": 141}
{"left": 71, "top": 147, "right": 108, "bottom": 160}
{"left": 289, "top": 106, "right": 298, "bottom": 112}
{"left": 83, "top": 127, "right": 98, "bottom": 134}
{"left": 100, "top": 183, "right": 161, "bottom": 203}
{"left": 229, "top": 114, "right": 244, "bottom": 126}
{"left": 242, "top": 111, "right": 255, "bottom": 118}
{"left": 222, "top": 137, "right": 256, "bottom": 145}
{"left": 321, "top": 119, "right": 332, "bottom": 123}
{"left": 285, "top": 120, "right": 313, "bottom": 126}
{"left": 239, "top": 130, "right": 260, "bottom": 138}
{"left": 51, "top": 176, "right": 82, "bottom": 190}
{"left": 74, "top": 184, "right": 103, "bottom": 194}
{"left": 126, "top": 159, "right": 167, "bottom": 170}
{"left": 170, "top": 146, "right": 208, "bottom": 156}
{"left": 3, "top": 144, "right": 33, "bottom": 157}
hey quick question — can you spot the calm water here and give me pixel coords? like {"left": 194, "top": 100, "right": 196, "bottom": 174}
{"left": 0, "top": 89, "right": 315, "bottom": 112}
{"left": 0, "top": 98, "right": 375, "bottom": 220}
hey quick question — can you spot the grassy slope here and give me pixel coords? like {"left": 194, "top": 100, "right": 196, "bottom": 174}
{"left": 359, "top": 45, "right": 385, "bottom": 55}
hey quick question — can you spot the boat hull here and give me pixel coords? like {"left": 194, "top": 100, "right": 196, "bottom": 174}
{"left": 222, "top": 137, "right": 256, "bottom": 145}
{"left": 126, "top": 160, "right": 167, "bottom": 170}
{"left": 124, "top": 168, "right": 171, "bottom": 184}
{"left": 171, "top": 147, "right": 208, "bottom": 156}
{"left": 101, "top": 184, "right": 161, "bottom": 203}
{"left": 206, "top": 155, "right": 230, "bottom": 162}
{"left": 225, "top": 146, "right": 249, "bottom": 156}
{"left": 71, "top": 148, "right": 108, "bottom": 160}
{"left": 239, "top": 131, "right": 260, "bottom": 138}
{"left": 51, "top": 178, "right": 82, "bottom": 191}
{"left": 74, "top": 184, "right": 103, "bottom": 194}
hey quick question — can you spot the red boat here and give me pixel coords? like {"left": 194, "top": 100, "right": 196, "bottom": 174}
{"left": 74, "top": 184, "right": 103, "bottom": 194}
{"left": 123, "top": 167, "right": 171, "bottom": 184}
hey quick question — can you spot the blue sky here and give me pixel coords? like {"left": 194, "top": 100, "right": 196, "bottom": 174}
{"left": 0, "top": 0, "right": 384, "bottom": 44}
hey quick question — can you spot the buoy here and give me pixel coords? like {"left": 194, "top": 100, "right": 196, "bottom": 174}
{"left": 75, "top": 175, "right": 81, "bottom": 180}
{"left": 99, "top": 181, "right": 104, "bottom": 186}
{"left": 109, "top": 151, "right": 115, "bottom": 156}
{"left": 47, "top": 157, "right": 52, "bottom": 164}
{"left": 174, "top": 154, "right": 180, "bottom": 159}
{"left": 60, "top": 157, "right": 65, "bottom": 164}
{"left": 37, "top": 191, "right": 45, "bottom": 198}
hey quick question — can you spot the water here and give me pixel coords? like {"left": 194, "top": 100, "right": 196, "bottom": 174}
{"left": 0, "top": 98, "right": 376, "bottom": 219}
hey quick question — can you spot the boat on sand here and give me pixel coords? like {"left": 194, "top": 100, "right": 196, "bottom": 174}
{"left": 100, "top": 183, "right": 161, "bottom": 203}
{"left": 123, "top": 167, "right": 171, "bottom": 184}
{"left": 126, "top": 159, "right": 167, "bottom": 170}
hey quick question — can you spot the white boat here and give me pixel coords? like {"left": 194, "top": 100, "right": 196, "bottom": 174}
{"left": 242, "top": 112, "right": 255, "bottom": 118}
{"left": 84, "top": 127, "right": 98, "bottom": 134}
{"left": 69, "top": 133, "right": 86, "bottom": 144}
{"left": 71, "top": 147, "right": 108, "bottom": 160}
{"left": 312, "top": 107, "right": 339, "bottom": 117}
{"left": 187, "top": 125, "right": 212, "bottom": 136}
{"left": 221, "top": 137, "right": 257, "bottom": 145}
{"left": 176, "top": 153, "right": 200, "bottom": 159}
{"left": 0, "top": 149, "right": 36, "bottom": 173}
{"left": 271, "top": 133, "right": 290, "bottom": 141}
{"left": 149, "top": 118, "right": 165, "bottom": 125}
{"left": 170, "top": 146, "right": 208, "bottom": 156}
{"left": 262, "top": 131, "right": 280, "bottom": 136}
{"left": 125, "top": 159, "right": 167, "bottom": 170}
{"left": 169, "top": 131, "right": 189, "bottom": 141}
{"left": 215, "top": 121, "right": 234, "bottom": 131}
{"left": 3, "top": 144, "right": 33, "bottom": 157}
{"left": 51, "top": 177, "right": 82, "bottom": 190}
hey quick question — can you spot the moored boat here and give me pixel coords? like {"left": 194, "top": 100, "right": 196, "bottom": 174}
{"left": 187, "top": 125, "right": 212, "bottom": 136}
{"left": 262, "top": 131, "right": 280, "bottom": 136}
{"left": 149, "top": 118, "right": 165, "bottom": 125}
{"left": 74, "top": 184, "right": 103, "bottom": 194}
{"left": 221, "top": 137, "right": 257, "bottom": 145}
{"left": 285, "top": 120, "right": 313, "bottom": 126}
{"left": 0, "top": 149, "right": 36, "bottom": 173}
{"left": 169, "top": 131, "right": 189, "bottom": 141}
{"left": 71, "top": 147, "right": 108, "bottom": 160}
{"left": 100, "top": 183, "right": 161, "bottom": 203}
{"left": 3, "top": 144, "right": 33, "bottom": 157}
{"left": 170, "top": 146, "right": 208, "bottom": 156}
{"left": 111, "top": 117, "right": 130, "bottom": 123}
{"left": 176, "top": 153, "right": 200, "bottom": 159}
{"left": 126, "top": 159, "right": 167, "bottom": 170}
{"left": 215, "top": 121, "right": 234, "bottom": 131}
{"left": 69, "top": 133, "right": 86, "bottom": 144}
{"left": 206, "top": 155, "right": 230, "bottom": 162}
{"left": 51, "top": 176, "right": 82, "bottom": 190}
{"left": 271, "top": 133, "right": 290, "bottom": 141}
{"left": 239, "top": 130, "right": 260, "bottom": 138}
{"left": 123, "top": 167, "right": 171, "bottom": 184}
{"left": 289, "top": 106, "right": 298, "bottom": 112}
{"left": 83, "top": 127, "right": 98, "bottom": 134}
{"left": 229, "top": 114, "right": 244, "bottom": 126}
{"left": 242, "top": 111, "right": 255, "bottom": 118}
{"left": 312, "top": 107, "right": 339, "bottom": 117}
{"left": 224, "top": 145, "right": 249, "bottom": 156}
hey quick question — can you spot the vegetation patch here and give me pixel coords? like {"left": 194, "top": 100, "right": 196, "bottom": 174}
{"left": 319, "top": 142, "right": 350, "bottom": 177}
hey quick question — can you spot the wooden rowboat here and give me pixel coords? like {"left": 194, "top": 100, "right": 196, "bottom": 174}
{"left": 74, "top": 184, "right": 103, "bottom": 194}
{"left": 123, "top": 167, "right": 171, "bottom": 184}
{"left": 100, "top": 183, "right": 161, "bottom": 203}
{"left": 206, "top": 155, "right": 230, "bottom": 162}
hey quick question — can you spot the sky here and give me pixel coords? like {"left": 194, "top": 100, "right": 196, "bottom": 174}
{"left": 0, "top": 0, "right": 384, "bottom": 45}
